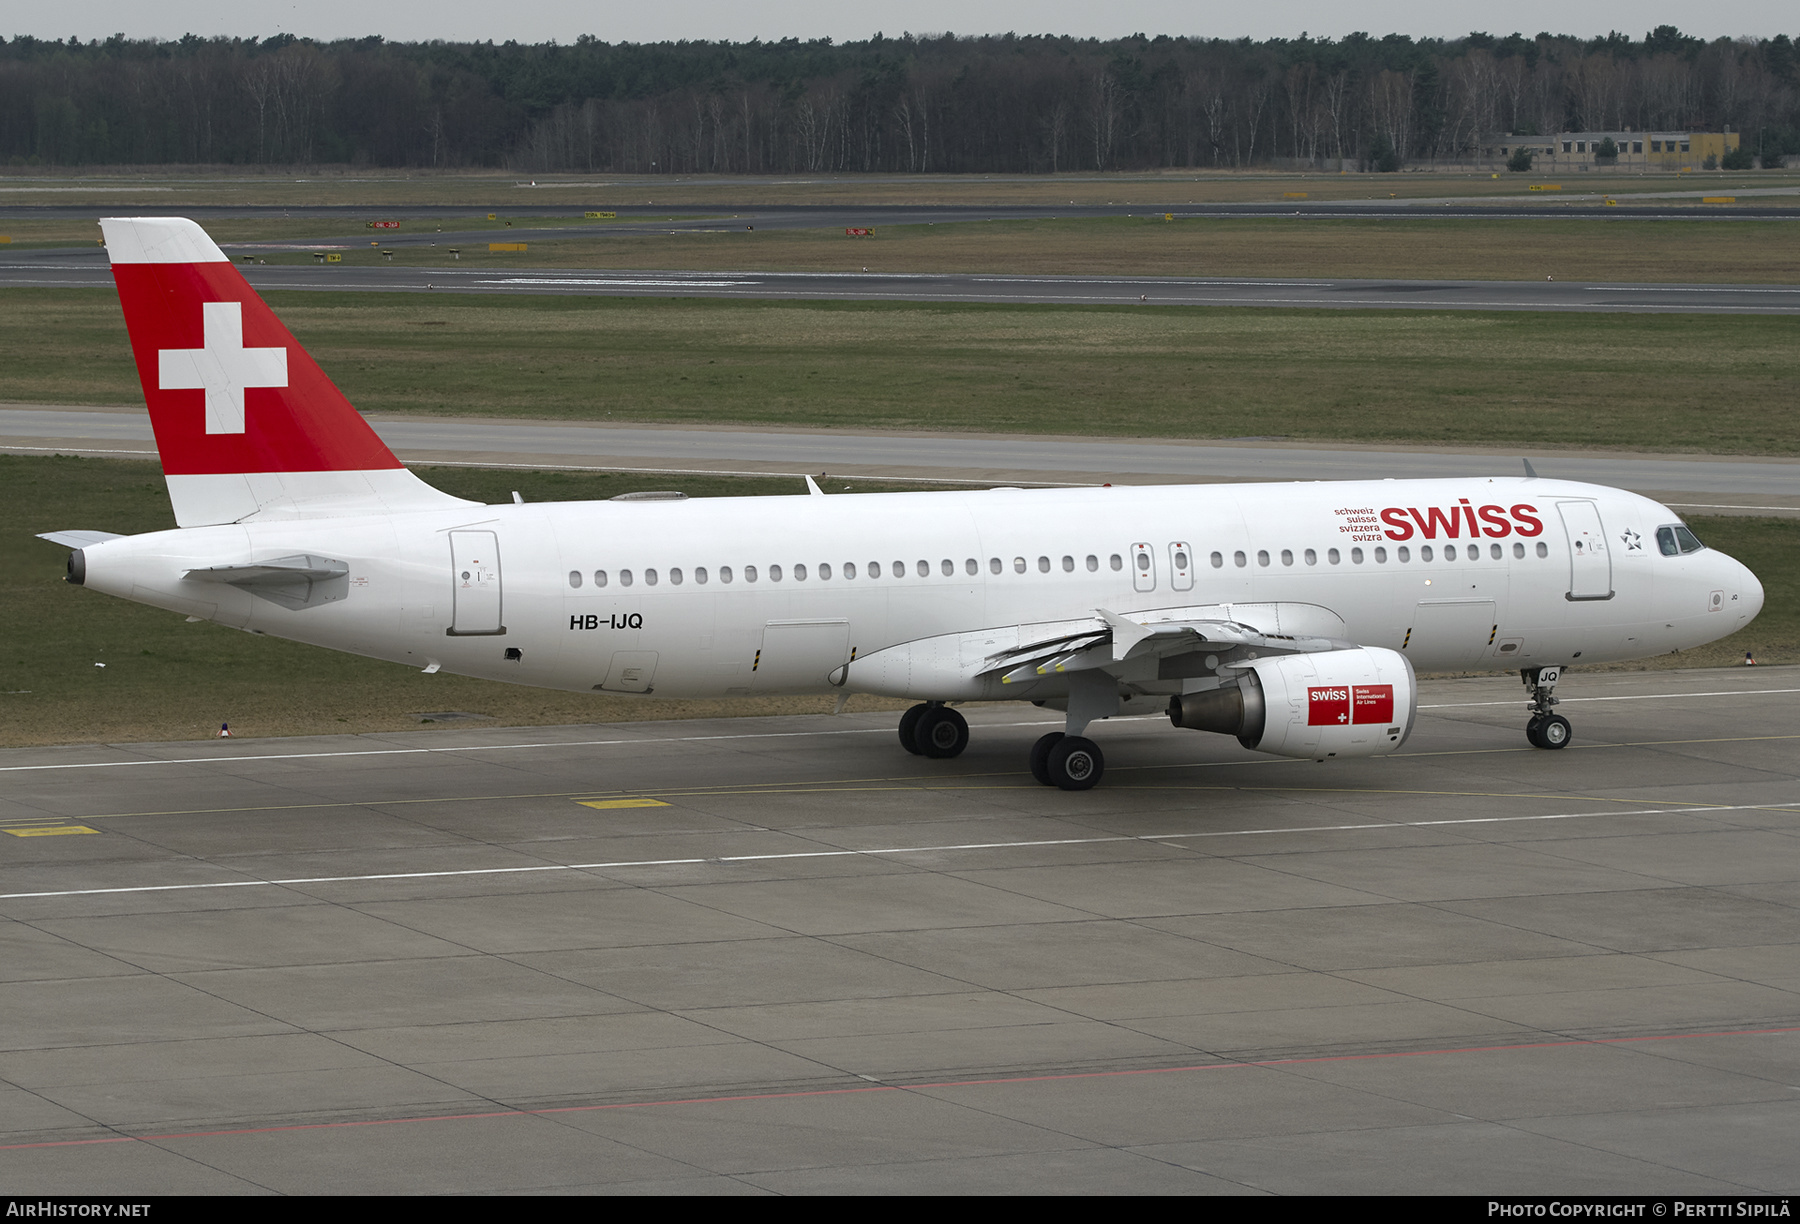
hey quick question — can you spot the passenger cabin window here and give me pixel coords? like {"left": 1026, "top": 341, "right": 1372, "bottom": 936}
{"left": 744, "top": 565, "right": 757, "bottom": 583}
{"left": 1280, "top": 549, "right": 1293, "bottom": 566}
{"left": 989, "top": 557, "right": 1002, "bottom": 574}
{"left": 1234, "top": 551, "right": 1247, "bottom": 568}
{"left": 1086, "top": 555, "right": 1099, "bottom": 572}
{"left": 595, "top": 570, "right": 609, "bottom": 587}
{"left": 1327, "top": 548, "right": 1340, "bottom": 564}
{"left": 769, "top": 564, "right": 783, "bottom": 582}
{"left": 894, "top": 561, "right": 906, "bottom": 578}
{"left": 1039, "top": 556, "right": 1051, "bottom": 573}
{"left": 966, "top": 558, "right": 979, "bottom": 575}
{"left": 844, "top": 562, "right": 856, "bottom": 579}
{"left": 1350, "top": 548, "right": 1362, "bottom": 564}
{"left": 941, "top": 559, "right": 954, "bottom": 576}
{"left": 620, "top": 569, "right": 634, "bottom": 587}
{"left": 569, "top": 570, "right": 582, "bottom": 588}
{"left": 819, "top": 563, "right": 831, "bottom": 580}
{"left": 1110, "top": 554, "right": 1123, "bottom": 571}
{"left": 1014, "top": 557, "right": 1027, "bottom": 573}
{"left": 1256, "top": 550, "right": 1270, "bottom": 567}
{"left": 669, "top": 567, "right": 683, "bottom": 585}
{"left": 792, "top": 564, "right": 806, "bottom": 581}
{"left": 645, "top": 568, "right": 658, "bottom": 586}
{"left": 720, "top": 566, "right": 733, "bottom": 583}
{"left": 1210, "top": 551, "right": 1224, "bottom": 568}
{"left": 696, "top": 567, "right": 709, "bottom": 584}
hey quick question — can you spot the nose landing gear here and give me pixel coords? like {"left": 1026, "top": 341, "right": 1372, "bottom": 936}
{"left": 1522, "top": 666, "right": 1572, "bottom": 749}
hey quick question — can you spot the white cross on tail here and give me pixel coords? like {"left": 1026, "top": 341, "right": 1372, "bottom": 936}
{"left": 158, "top": 301, "right": 287, "bottom": 434}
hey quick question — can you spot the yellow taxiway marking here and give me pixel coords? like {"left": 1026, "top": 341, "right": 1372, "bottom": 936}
{"left": 577, "top": 798, "right": 670, "bottom": 810}
{"left": 4, "top": 825, "right": 99, "bottom": 837}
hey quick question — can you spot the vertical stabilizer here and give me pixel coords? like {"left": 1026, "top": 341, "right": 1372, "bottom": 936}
{"left": 102, "top": 217, "right": 474, "bottom": 526}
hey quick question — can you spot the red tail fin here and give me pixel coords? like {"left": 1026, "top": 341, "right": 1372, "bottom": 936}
{"left": 102, "top": 218, "right": 469, "bottom": 526}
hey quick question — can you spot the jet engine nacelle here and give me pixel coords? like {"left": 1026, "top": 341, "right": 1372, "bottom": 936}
{"left": 1168, "top": 646, "right": 1417, "bottom": 759}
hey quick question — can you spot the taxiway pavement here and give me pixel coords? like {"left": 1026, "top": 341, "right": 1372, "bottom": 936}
{"left": 2, "top": 666, "right": 1796, "bottom": 1193}
{"left": 6, "top": 247, "right": 1800, "bottom": 315}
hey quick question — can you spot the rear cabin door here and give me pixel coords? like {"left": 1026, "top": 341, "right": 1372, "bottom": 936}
{"left": 449, "top": 530, "right": 505, "bottom": 635}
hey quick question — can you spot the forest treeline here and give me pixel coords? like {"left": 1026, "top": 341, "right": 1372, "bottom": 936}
{"left": 3, "top": 27, "right": 1797, "bottom": 174}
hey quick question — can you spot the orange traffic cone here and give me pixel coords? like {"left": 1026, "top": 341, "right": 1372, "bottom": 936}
{"left": 218, "top": 722, "right": 232, "bottom": 737}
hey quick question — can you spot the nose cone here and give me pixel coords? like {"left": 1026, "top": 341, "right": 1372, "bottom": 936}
{"left": 1737, "top": 557, "right": 1765, "bottom": 625}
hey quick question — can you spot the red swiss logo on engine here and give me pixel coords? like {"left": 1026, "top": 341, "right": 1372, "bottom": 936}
{"left": 1308, "top": 684, "right": 1395, "bottom": 726}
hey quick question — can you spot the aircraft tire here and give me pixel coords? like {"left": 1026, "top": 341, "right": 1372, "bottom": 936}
{"left": 1537, "top": 714, "right": 1572, "bottom": 749}
{"left": 916, "top": 706, "right": 969, "bottom": 759}
{"left": 1029, "top": 732, "right": 1064, "bottom": 786}
{"left": 1047, "top": 736, "right": 1104, "bottom": 791}
{"left": 1525, "top": 716, "right": 1546, "bottom": 748}
{"left": 898, "top": 703, "right": 929, "bottom": 755}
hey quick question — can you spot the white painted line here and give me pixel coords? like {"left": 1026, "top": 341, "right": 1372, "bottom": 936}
{"left": 5, "top": 802, "right": 1794, "bottom": 901}
{"left": 1586, "top": 286, "right": 1800, "bottom": 294}
{"left": 1422, "top": 687, "right": 1800, "bottom": 709}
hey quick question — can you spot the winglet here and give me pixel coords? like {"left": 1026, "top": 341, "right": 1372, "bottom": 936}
{"left": 1096, "top": 608, "right": 1153, "bottom": 662}
{"left": 1522, "top": 458, "right": 1539, "bottom": 479}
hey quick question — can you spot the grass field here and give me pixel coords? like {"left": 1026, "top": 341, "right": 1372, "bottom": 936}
{"left": 5, "top": 288, "right": 1798, "bottom": 455}
{"left": 1, "top": 167, "right": 1796, "bottom": 208}
{"left": 2, "top": 454, "right": 1791, "bottom": 746}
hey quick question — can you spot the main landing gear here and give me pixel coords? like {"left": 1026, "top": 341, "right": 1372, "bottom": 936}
{"left": 899, "top": 702, "right": 969, "bottom": 759}
{"left": 1029, "top": 733, "right": 1104, "bottom": 791}
{"left": 1522, "top": 666, "right": 1572, "bottom": 750}
{"left": 896, "top": 703, "right": 1106, "bottom": 791}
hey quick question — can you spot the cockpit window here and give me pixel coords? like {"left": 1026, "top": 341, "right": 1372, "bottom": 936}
{"left": 1657, "top": 525, "right": 1706, "bottom": 556}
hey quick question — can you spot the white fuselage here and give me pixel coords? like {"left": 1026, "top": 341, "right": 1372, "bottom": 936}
{"left": 77, "top": 477, "right": 1763, "bottom": 703}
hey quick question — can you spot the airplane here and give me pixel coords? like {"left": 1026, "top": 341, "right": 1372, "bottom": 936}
{"left": 38, "top": 217, "right": 1765, "bottom": 789}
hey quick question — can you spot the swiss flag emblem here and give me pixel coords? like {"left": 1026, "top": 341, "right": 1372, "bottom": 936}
{"left": 158, "top": 301, "right": 287, "bottom": 435}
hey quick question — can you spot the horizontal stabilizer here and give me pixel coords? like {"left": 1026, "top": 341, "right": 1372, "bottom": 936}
{"left": 186, "top": 554, "right": 349, "bottom": 584}
{"left": 37, "top": 530, "right": 125, "bottom": 549}
{"left": 185, "top": 554, "right": 350, "bottom": 611}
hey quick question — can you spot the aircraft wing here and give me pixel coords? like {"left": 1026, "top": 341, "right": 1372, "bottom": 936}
{"left": 979, "top": 604, "right": 1350, "bottom": 688}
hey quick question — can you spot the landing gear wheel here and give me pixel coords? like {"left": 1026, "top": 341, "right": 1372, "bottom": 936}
{"left": 898, "top": 703, "right": 929, "bottom": 755}
{"left": 1525, "top": 716, "right": 1546, "bottom": 748}
{"left": 1537, "top": 714, "right": 1572, "bottom": 749}
{"left": 1046, "top": 736, "right": 1104, "bottom": 791}
{"left": 1029, "top": 732, "right": 1064, "bottom": 786}
{"left": 915, "top": 706, "right": 969, "bottom": 759}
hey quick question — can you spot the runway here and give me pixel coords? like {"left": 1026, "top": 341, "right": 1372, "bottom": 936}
{"left": 7, "top": 247, "right": 1800, "bottom": 314}
{"left": 5, "top": 407, "right": 1798, "bottom": 514}
{"left": 2, "top": 666, "right": 1797, "bottom": 1193}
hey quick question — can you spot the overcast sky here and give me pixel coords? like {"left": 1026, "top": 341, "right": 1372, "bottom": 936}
{"left": 12, "top": 2, "right": 1796, "bottom": 45}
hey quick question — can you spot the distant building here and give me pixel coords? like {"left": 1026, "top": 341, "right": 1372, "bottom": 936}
{"left": 1488, "top": 130, "right": 1740, "bottom": 170}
